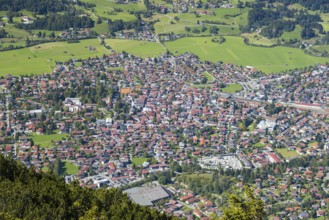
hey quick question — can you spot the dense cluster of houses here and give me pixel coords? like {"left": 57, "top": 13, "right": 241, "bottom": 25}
{"left": 161, "top": 188, "right": 221, "bottom": 219}
{"left": 0, "top": 52, "right": 329, "bottom": 218}
{"left": 240, "top": 64, "right": 329, "bottom": 107}
{"left": 253, "top": 165, "right": 329, "bottom": 219}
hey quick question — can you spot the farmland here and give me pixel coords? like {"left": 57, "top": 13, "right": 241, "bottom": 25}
{"left": 1, "top": 0, "right": 329, "bottom": 76}
{"left": 0, "top": 39, "right": 108, "bottom": 76}
{"left": 104, "top": 39, "right": 166, "bottom": 57}
{"left": 0, "top": 35, "right": 327, "bottom": 76}
{"left": 0, "top": 39, "right": 165, "bottom": 76}
{"left": 165, "top": 36, "right": 328, "bottom": 73}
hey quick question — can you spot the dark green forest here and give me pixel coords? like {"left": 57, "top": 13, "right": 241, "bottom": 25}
{"left": 0, "top": 0, "right": 68, "bottom": 14}
{"left": 0, "top": 155, "right": 177, "bottom": 220}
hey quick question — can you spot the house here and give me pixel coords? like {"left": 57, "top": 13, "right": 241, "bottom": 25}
{"left": 298, "top": 212, "right": 309, "bottom": 219}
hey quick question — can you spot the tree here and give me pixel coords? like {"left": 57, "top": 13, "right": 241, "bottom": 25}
{"left": 185, "top": 26, "right": 191, "bottom": 32}
{"left": 210, "top": 26, "right": 219, "bottom": 34}
{"left": 221, "top": 186, "right": 265, "bottom": 220}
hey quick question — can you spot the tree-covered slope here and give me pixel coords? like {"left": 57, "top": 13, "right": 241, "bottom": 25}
{"left": 0, "top": 155, "right": 176, "bottom": 220}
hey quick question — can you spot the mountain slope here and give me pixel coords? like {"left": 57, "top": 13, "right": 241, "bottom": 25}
{"left": 0, "top": 155, "right": 176, "bottom": 220}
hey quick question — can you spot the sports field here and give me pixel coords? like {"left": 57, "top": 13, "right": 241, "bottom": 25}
{"left": 165, "top": 36, "right": 328, "bottom": 73}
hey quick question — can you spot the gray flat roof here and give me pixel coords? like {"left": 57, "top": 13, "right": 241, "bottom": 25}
{"left": 124, "top": 185, "right": 170, "bottom": 206}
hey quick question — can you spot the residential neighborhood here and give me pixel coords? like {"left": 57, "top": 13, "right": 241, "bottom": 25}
{"left": 0, "top": 52, "right": 329, "bottom": 219}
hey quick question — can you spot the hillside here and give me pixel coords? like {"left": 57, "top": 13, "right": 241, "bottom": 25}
{"left": 0, "top": 155, "right": 176, "bottom": 220}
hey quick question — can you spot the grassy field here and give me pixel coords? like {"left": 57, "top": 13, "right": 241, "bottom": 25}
{"left": 153, "top": 9, "right": 246, "bottom": 35}
{"left": 63, "top": 161, "right": 79, "bottom": 175}
{"left": 81, "top": 0, "right": 145, "bottom": 12}
{"left": 80, "top": 0, "right": 144, "bottom": 22}
{"left": 132, "top": 157, "right": 148, "bottom": 165}
{"left": 276, "top": 148, "right": 299, "bottom": 159}
{"left": 252, "top": 142, "right": 266, "bottom": 148}
{"left": 0, "top": 39, "right": 109, "bottom": 76}
{"left": 312, "top": 45, "right": 329, "bottom": 53}
{"left": 0, "top": 39, "right": 165, "bottom": 76}
{"left": 241, "top": 33, "right": 276, "bottom": 46}
{"left": 179, "top": 173, "right": 212, "bottom": 181}
{"left": 32, "top": 133, "right": 69, "bottom": 148}
{"left": 105, "top": 39, "right": 166, "bottom": 57}
{"left": 165, "top": 36, "right": 328, "bottom": 73}
{"left": 222, "top": 83, "right": 243, "bottom": 93}
{"left": 308, "top": 141, "right": 319, "bottom": 148}
{"left": 320, "top": 13, "right": 329, "bottom": 32}
{"left": 202, "top": 72, "right": 215, "bottom": 82}
{"left": 280, "top": 25, "right": 302, "bottom": 42}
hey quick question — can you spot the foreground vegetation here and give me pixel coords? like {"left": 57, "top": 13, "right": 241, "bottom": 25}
{"left": 0, "top": 155, "right": 176, "bottom": 220}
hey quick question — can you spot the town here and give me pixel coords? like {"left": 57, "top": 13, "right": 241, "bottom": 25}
{"left": 0, "top": 52, "right": 329, "bottom": 219}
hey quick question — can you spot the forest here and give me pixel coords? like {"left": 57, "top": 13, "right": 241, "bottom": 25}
{"left": 246, "top": 6, "right": 323, "bottom": 39}
{"left": 273, "top": 0, "right": 329, "bottom": 12}
{"left": 0, "top": 155, "right": 177, "bottom": 220}
{"left": 15, "top": 13, "right": 95, "bottom": 31}
{"left": 0, "top": 0, "right": 68, "bottom": 14}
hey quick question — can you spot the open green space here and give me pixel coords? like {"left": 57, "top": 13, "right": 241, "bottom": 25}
{"left": 276, "top": 148, "right": 299, "bottom": 159}
{"left": 280, "top": 25, "right": 302, "bottom": 42}
{"left": 41, "top": 166, "right": 49, "bottom": 172}
{"left": 105, "top": 39, "right": 166, "bottom": 57}
{"left": 308, "top": 141, "right": 319, "bottom": 148}
{"left": 0, "top": 39, "right": 109, "bottom": 76}
{"left": 222, "top": 83, "right": 243, "bottom": 93}
{"left": 165, "top": 36, "right": 328, "bottom": 73}
{"left": 241, "top": 33, "right": 276, "bottom": 46}
{"left": 81, "top": 0, "right": 145, "bottom": 12}
{"left": 63, "top": 161, "right": 79, "bottom": 175}
{"left": 252, "top": 142, "right": 266, "bottom": 148}
{"left": 178, "top": 173, "right": 212, "bottom": 181}
{"left": 202, "top": 72, "right": 215, "bottom": 82}
{"left": 320, "top": 13, "right": 329, "bottom": 32}
{"left": 0, "top": 39, "right": 165, "bottom": 76}
{"left": 312, "top": 45, "right": 329, "bottom": 54}
{"left": 132, "top": 157, "right": 148, "bottom": 165}
{"left": 31, "top": 133, "right": 69, "bottom": 148}
{"left": 153, "top": 9, "right": 247, "bottom": 35}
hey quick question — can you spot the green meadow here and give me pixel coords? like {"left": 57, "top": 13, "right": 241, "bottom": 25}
{"left": 202, "top": 72, "right": 215, "bottom": 82}
{"left": 31, "top": 133, "right": 69, "bottom": 148}
{"left": 222, "top": 83, "right": 243, "bottom": 93}
{"left": 132, "top": 157, "right": 148, "bottom": 165}
{"left": 105, "top": 39, "right": 166, "bottom": 57}
{"left": 0, "top": 39, "right": 108, "bottom": 76}
{"left": 165, "top": 36, "right": 328, "bottom": 73}
{"left": 0, "top": 39, "right": 165, "bottom": 76}
{"left": 63, "top": 161, "right": 79, "bottom": 175}
{"left": 276, "top": 148, "right": 299, "bottom": 159}
{"left": 153, "top": 8, "right": 247, "bottom": 35}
